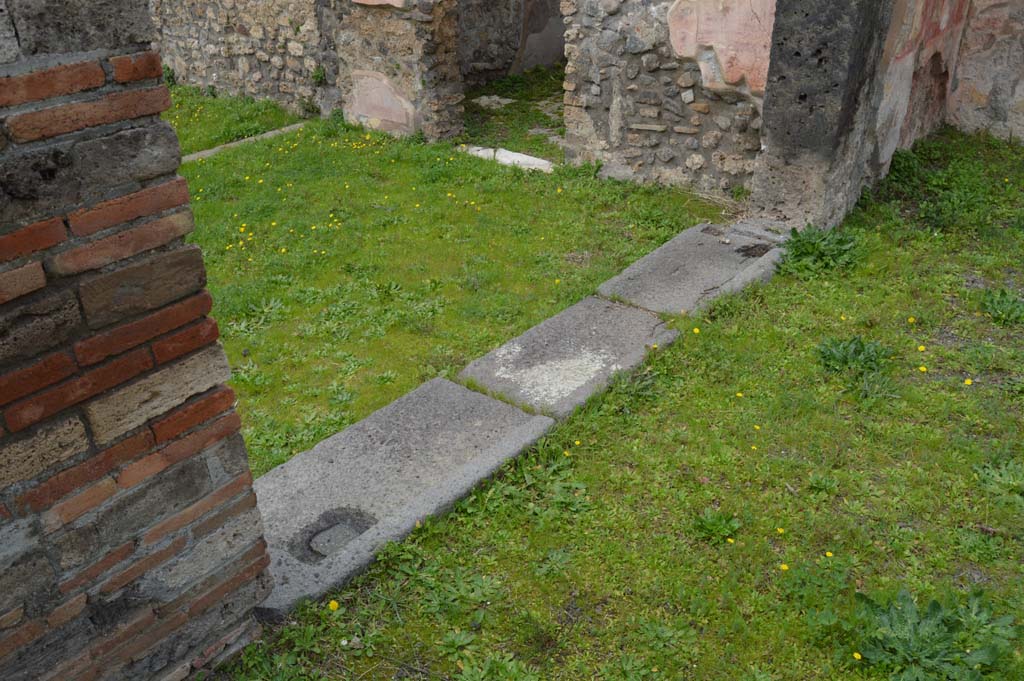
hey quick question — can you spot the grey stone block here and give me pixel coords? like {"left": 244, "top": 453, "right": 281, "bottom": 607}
{"left": 7, "top": 0, "right": 153, "bottom": 56}
{"left": 1, "top": 123, "right": 180, "bottom": 228}
{"left": 597, "top": 221, "right": 786, "bottom": 315}
{"left": 459, "top": 296, "right": 677, "bottom": 418}
{"left": 254, "top": 378, "right": 553, "bottom": 618}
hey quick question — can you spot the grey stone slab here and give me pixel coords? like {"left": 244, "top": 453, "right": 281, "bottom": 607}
{"left": 254, "top": 378, "right": 553, "bottom": 618}
{"left": 597, "top": 221, "right": 787, "bottom": 315}
{"left": 459, "top": 297, "right": 677, "bottom": 418}
{"left": 182, "top": 123, "right": 306, "bottom": 164}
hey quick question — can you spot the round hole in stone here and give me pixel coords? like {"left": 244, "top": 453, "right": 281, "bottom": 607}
{"left": 287, "top": 507, "right": 378, "bottom": 564}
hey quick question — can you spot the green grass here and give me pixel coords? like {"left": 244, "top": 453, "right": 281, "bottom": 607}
{"left": 460, "top": 66, "right": 567, "bottom": 162}
{"left": 215, "top": 128, "right": 1024, "bottom": 680}
{"left": 164, "top": 85, "right": 302, "bottom": 156}
{"left": 176, "top": 110, "right": 723, "bottom": 477}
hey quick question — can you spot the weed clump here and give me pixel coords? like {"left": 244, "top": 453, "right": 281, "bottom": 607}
{"left": 981, "top": 288, "right": 1024, "bottom": 326}
{"left": 693, "top": 507, "right": 741, "bottom": 543}
{"left": 817, "top": 336, "right": 898, "bottom": 402}
{"left": 778, "top": 226, "right": 860, "bottom": 280}
{"left": 848, "top": 590, "right": 1018, "bottom": 680}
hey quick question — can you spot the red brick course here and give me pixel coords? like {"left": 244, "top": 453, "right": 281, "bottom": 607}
{"left": 18, "top": 430, "right": 154, "bottom": 513}
{"left": 0, "top": 61, "right": 106, "bottom": 108}
{"left": 49, "top": 212, "right": 194, "bottom": 276}
{"left": 118, "top": 412, "right": 241, "bottom": 489}
{"left": 46, "top": 593, "right": 88, "bottom": 629}
{"left": 151, "top": 385, "right": 235, "bottom": 444}
{"left": 87, "top": 607, "right": 157, "bottom": 661}
{"left": 60, "top": 542, "right": 135, "bottom": 594}
{"left": 42, "top": 476, "right": 118, "bottom": 531}
{"left": 192, "top": 491, "right": 257, "bottom": 540}
{"left": 0, "top": 352, "right": 77, "bottom": 407}
{"left": 4, "top": 348, "right": 153, "bottom": 432}
{"left": 110, "top": 52, "right": 164, "bottom": 84}
{"left": 144, "top": 470, "right": 252, "bottom": 546}
{"left": 0, "top": 619, "right": 45, "bottom": 661}
{"left": 189, "top": 551, "right": 270, "bottom": 618}
{"left": 74, "top": 291, "right": 212, "bottom": 366}
{"left": 101, "top": 536, "right": 188, "bottom": 593}
{"left": 0, "top": 261, "right": 47, "bottom": 304}
{"left": 4, "top": 87, "right": 172, "bottom": 143}
{"left": 0, "top": 218, "right": 66, "bottom": 264}
{"left": 68, "top": 178, "right": 191, "bottom": 238}
{"left": 152, "top": 318, "right": 219, "bottom": 364}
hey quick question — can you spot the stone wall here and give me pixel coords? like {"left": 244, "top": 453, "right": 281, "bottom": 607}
{"left": 151, "top": 0, "right": 322, "bottom": 112}
{"left": 562, "top": 0, "right": 771, "bottom": 193}
{"left": 324, "top": 0, "right": 465, "bottom": 139}
{"left": 0, "top": 2, "right": 271, "bottom": 679}
{"left": 459, "top": 0, "right": 564, "bottom": 85}
{"left": 152, "top": 0, "right": 466, "bottom": 137}
{"left": 949, "top": 0, "right": 1024, "bottom": 140}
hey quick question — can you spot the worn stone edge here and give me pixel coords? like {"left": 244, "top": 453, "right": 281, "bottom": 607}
{"left": 182, "top": 123, "right": 307, "bottom": 163}
{"left": 255, "top": 400, "right": 553, "bottom": 618}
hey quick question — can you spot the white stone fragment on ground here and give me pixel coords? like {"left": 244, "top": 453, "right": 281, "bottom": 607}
{"left": 494, "top": 148, "right": 555, "bottom": 173}
{"left": 472, "top": 95, "right": 516, "bottom": 110}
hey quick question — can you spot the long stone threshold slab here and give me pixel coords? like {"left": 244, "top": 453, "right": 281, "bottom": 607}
{"left": 598, "top": 219, "right": 787, "bottom": 315}
{"left": 460, "top": 296, "right": 678, "bottom": 419}
{"left": 254, "top": 378, "right": 553, "bottom": 619}
{"left": 253, "top": 216, "right": 789, "bottom": 619}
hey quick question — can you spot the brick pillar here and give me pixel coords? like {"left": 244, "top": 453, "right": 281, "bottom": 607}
{"left": 0, "top": 3, "right": 271, "bottom": 680}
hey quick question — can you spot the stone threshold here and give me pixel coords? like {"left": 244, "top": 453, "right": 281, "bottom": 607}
{"left": 182, "top": 123, "right": 307, "bottom": 164}
{"left": 254, "top": 218, "right": 787, "bottom": 619}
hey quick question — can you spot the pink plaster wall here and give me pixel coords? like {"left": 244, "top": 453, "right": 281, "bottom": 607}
{"left": 949, "top": 0, "right": 1024, "bottom": 140}
{"left": 667, "top": 0, "right": 776, "bottom": 96}
{"left": 875, "top": 0, "right": 971, "bottom": 165}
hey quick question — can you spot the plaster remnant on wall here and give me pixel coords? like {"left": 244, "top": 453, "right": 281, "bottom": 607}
{"left": 948, "top": 0, "right": 1024, "bottom": 140}
{"left": 344, "top": 70, "right": 416, "bottom": 134}
{"left": 667, "top": 0, "right": 776, "bottom": 96}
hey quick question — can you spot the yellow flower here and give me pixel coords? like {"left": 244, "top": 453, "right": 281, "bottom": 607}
{"left": 726, "top": 538, "right": 734, "bottom": 544}
{"left": 693, "top": 327, "right": 700, "bottom": 334}
{"left": 563, "top": 450, "right": 571, "bottom": 457}
{"left": 328, "top": 600, "right": 339, "bottom": 611}
{"left": 651, "top": 344, "right": 658, "bottom": 350}
{"left": 777, "top": 528, "right": 785, "bottom": 535}
{"left": 751, "top": 445, "right": 757, "bottom": 451}
{"left": 280, "top": 248, "right": 287, "bottom": 254}
{"left": 825, "top": 551, "right": 833, "bottom": 557}
{"left": 918, "top": 345, "right": 926, "bottom": 352}
{"left": 736, "top": 392, "right": 744, "bottom": 398}
{"left": 574, "top": 440, "right": 581, "bottom": 446}
{"left": 754, "top": 425, "right": 761, "bottom": 431}
{"left": 779, "top": 563, "right": 789, "bottom": 571}
{"left": 964, "top": 378, "right": 973, "bottom": 385}
{"left": 908, "top": 316, "right": 916, "bottom": 324}
{"left": 840, "top": 315, "right": 847, "bottom": 321}
{"left": 853, "top": 652, "right": 862, "bottom": 661}
{"left": 554, "top": 279, "right": 561, "bottom": 285}
{"left": 919, "top": 365, "right": 928, "bottom": 373}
